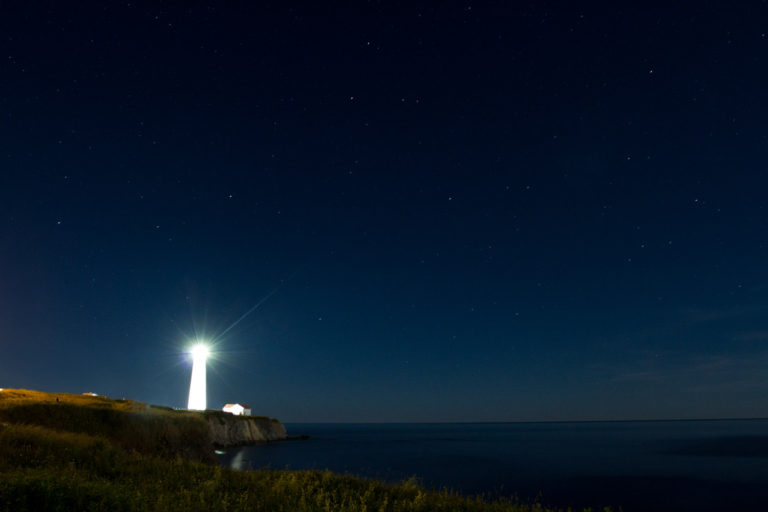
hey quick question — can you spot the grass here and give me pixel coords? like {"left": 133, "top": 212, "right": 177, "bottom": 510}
{"left": 0, "top": 389, "right": 606, "bottom": 512}
{"left": 0, "top": 389, "right": 214, "bottom": 464}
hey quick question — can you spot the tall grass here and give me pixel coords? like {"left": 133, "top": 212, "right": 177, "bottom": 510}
{"left": 0, "top": 390, "right": 213, "bottom": 463}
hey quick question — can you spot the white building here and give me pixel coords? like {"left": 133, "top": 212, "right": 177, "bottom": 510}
{"left": 222, "top": 403, "right": 252, "bottom": 416}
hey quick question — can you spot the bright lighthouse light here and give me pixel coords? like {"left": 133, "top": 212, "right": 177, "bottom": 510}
{"left": 190, "top": 344, "right": 209, "bottom": 360}
{"left": 187, "top": 343, "right": 209, "bottom": 411}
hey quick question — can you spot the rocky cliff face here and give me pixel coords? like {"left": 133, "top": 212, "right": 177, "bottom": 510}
{"left": 206, "top": 412, "right": 287, "bottom": 447}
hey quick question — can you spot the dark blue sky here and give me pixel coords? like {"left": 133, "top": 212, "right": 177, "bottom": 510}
{"left": 2, "top": 2, "right": 768, "bottom": 421}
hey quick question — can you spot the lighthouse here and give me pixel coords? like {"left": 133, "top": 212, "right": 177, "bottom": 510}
{"left": 187, "top": 344, "right": 209, "bottom": 410}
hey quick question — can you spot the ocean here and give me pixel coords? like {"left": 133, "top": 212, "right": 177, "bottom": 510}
{"left": 216, "top": 420, "right": 768, "bottom": 512}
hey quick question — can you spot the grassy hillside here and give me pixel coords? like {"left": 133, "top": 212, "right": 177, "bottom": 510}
{"left": 0, "top": 389, "right": 601, "bottom": 512}
{"left": 0, "top": 389, "right": 214, "bottom": 464}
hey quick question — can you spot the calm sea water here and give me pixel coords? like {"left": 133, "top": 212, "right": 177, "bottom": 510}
{"left": 217, "top": 420, "right": 768, "bottom": 512}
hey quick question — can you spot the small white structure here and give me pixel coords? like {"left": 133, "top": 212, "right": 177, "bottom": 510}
{"left": 222, "top": 403, "right": 252, "bottom": 416}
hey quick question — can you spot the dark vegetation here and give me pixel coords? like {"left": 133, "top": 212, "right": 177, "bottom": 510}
{"left": 0, "top": 390, "right": 213, "bottom": 464}
{"left": 0, "top": 389, "right": 603, "bottom": 512}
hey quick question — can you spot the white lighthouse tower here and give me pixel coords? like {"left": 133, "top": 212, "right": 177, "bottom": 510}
{"left": 187, "top": 344, "right": 209, "bottom": 410}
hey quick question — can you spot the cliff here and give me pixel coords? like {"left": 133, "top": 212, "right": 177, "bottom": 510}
{"left": 204, "top": 410, "right": 287, "bottom": 447}
{"left": 0, "top": 389, "right": 288, "bottom": 460}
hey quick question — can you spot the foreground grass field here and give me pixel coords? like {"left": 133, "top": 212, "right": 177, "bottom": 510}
{"left": 0, "top": 389, "right": 604, "bottom": 512}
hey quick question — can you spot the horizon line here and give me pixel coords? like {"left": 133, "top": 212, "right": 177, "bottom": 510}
{"left": 281, "top": 417, "right": 768, "bottom": 425}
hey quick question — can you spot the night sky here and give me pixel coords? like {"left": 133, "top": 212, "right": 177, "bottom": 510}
{"left": 2, "top": 2, "right": 768, "bottom": 422}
